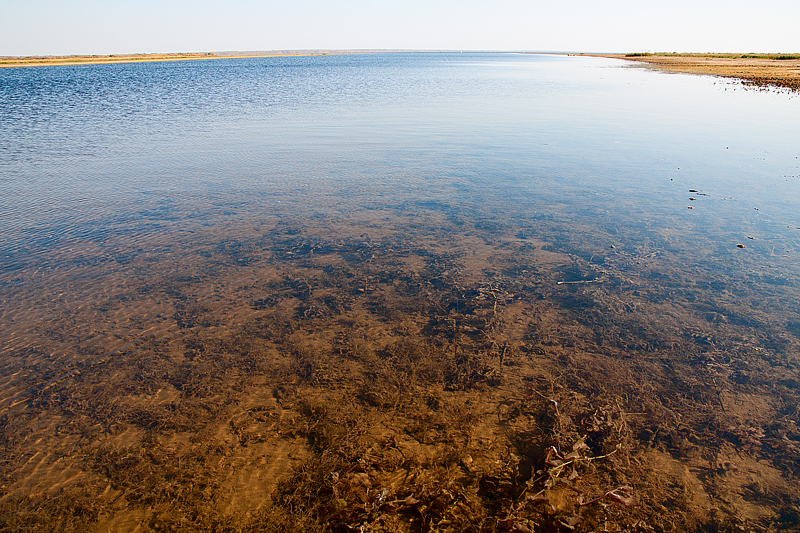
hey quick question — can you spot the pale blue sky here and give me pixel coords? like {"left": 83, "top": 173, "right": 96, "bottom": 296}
{"left": 2, "top": 0, "right": 798, "bottom": 56}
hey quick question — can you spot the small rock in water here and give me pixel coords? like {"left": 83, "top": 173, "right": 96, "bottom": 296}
{"left": 737, "top": 244, "right": 746, "bottom": 248}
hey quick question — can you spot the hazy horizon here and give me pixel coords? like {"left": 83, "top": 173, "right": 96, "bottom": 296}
{"left": 2, "top": 0, "right": 798, "bottom": 57}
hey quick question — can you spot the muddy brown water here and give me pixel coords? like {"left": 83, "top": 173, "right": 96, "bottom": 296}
{"left": 1, "top": 53, "right": 799, "bottom": 532}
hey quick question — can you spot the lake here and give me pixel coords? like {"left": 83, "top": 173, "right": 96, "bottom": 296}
{"left": 1, "top": 52, "right": 799, "bottom": 532}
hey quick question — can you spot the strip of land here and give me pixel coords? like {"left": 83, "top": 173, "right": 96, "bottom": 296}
{"left": 596, "top": 53, "right": 800, "bottom": 91}
{"left": 0, "top": 49, "right": 424, "bottom": 68}
{"left": 0, "top": 52, "right": 325, "bottom": 68}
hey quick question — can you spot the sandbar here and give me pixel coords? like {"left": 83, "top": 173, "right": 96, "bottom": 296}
{"left": 596, "top": 53, "right": 800, "bottom": 91}
{"left": 0, "top": 51, "right": 343, "bottom": 68}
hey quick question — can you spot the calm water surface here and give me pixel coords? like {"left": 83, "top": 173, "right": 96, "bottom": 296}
{"left": 2, "top": 54, "right": 799, "bottom": 267}
{"left": 1, "top": 53, "right": 799, "bottom": 530}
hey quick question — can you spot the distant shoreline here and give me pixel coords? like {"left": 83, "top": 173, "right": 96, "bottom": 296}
{"left": 590, "top": 53, "right": 800, "bottom": 91}
{"left": 0, "top": 51, "right": 349, "bottom": 68}
{"left": 4, "top": 52, "right": 800, "bottom": 92}
{"left": 0, "top": 49, "right": 461, "bottom": 68}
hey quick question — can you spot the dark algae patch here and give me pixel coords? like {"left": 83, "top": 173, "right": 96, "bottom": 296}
{"left": 1, "top": 208, "right": 799, "bottom": 532}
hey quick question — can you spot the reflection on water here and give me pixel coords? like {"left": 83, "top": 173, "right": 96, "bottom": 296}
{"left": 1, "top": 53, "right": 799, "bottom": 531}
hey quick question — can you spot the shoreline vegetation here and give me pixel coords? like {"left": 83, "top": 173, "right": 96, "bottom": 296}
{"left": 593, "top": 53, "right": 800, "bottom": 91}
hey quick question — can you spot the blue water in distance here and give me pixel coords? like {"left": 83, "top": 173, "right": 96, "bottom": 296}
{"left": 2, "top": 53, "right": 798, "bottom": 275}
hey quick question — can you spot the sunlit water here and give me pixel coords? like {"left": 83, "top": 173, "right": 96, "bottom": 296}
{"left": 3, "top": 54, "right": 798, "bottom": 270}
{"left": 1, "top": 53, "right": 799, "bottom": 530}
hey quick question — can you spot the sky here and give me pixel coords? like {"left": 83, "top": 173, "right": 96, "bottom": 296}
{"left": 2, "top": 0, "right": 799, "bottom": 56}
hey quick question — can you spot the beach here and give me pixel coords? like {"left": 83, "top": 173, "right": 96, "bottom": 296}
{"left": 0, "top": 52, "right": 327, "bottom": 68}
{"left": 598, "top": 53, "right": 800, "bottom": 91}
{"left": 0, "top": 52, "right": 227, "bottom": 68}
{"left": 0, "top": 50, "right": 396, "bottom": 68}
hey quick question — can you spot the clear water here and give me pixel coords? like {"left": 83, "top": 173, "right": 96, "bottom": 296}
{"left": 2, "top": 54, "right": 798, "bottom": 270}
{"left": 1, "top": 53, "right": 799, "bottom": 530}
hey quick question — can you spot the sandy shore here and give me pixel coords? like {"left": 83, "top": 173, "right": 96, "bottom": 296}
{"left": 596, "top": 53, "right": 800, "bottom": 91}
{"left": 0, "top": 51, "right": 338, "bottom": 68}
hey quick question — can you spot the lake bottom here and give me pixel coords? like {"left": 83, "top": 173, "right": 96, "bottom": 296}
{"left": 1, "top": 193, "right": 799, "bottom": 532}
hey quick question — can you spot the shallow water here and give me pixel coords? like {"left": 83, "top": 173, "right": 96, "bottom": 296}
{"left": 1, "top": 53, "right": 799, "bottom": 531}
